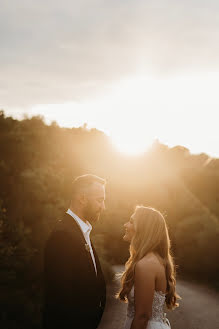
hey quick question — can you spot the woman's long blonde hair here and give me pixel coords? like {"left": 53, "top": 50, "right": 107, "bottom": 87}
{"left": 117, "top": 206, "right": 180, "bottom": 309}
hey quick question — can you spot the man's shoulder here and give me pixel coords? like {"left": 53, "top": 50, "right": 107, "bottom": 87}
{"left": 45, "top": 219, "right": 78, "bottom": 252}
{"left": 53, "top": 213, "right": 75, "bottom": 231}
{"left": 47, "top": 214, "right": 76, "bottom": 240}
{"left": 53, "top": 216, "right": 69, "bottom": 232}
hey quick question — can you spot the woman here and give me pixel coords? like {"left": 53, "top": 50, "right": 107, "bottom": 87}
{"left": 117, "top": 206, "right": 180, "bottom": 329}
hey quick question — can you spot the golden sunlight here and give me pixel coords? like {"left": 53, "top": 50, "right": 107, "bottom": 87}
{"left": 29, "top": 74, "right": 219, "bottom": 156}
{"left": 110, "top": 130, "right": 153, "bottom": 155}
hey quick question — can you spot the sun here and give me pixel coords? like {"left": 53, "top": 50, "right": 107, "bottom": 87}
{"left": 110, "top": 125, "right": 153, "bottom": 156}
{"left": 99, "top": 77, "right": 157, "bottom": 155}
{"left": 111, "top": 138, "right": 151, "bottom": 155}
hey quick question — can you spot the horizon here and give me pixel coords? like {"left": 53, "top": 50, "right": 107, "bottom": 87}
{"left": 2, "top": 107, "right": 219, "bottom": 159}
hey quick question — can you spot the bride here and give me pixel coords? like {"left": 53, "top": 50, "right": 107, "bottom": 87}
{"left": 117, "top": 206, "right": 180, "bottom": 329}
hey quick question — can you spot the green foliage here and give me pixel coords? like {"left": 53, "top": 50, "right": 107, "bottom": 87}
{"left": 0, "top": 200, "right": 41, "bottom": 329}
{"left": 174, "top": 214, "right": 219, "bottom": 281}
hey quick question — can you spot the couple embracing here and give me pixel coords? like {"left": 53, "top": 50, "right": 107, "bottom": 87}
{"left": 43, "top": 174, "right": 180, "bottom": 329}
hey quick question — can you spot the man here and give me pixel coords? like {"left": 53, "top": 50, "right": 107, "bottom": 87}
{"left": 43, "top": 174, "right": 106, "bottom": 329}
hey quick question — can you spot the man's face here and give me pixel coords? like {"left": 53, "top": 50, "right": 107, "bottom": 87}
{"left": 83, "top": 182, "right": 106, "bottom": 223}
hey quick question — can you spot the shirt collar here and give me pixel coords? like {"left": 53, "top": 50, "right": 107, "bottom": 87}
{"left": 66, "top": 208, "right": 92, "bottom": 234}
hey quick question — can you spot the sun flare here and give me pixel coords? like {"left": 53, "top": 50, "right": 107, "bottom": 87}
{"left": 27, "top": 74, "right": 219, "bottom": 158}
{"left": 110, "top": 129, "right": 153, "bottom": 155}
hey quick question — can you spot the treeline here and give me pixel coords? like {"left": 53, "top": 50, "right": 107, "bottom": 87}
{"left": 0, "top": 110, "right": 219, "bottom": 328}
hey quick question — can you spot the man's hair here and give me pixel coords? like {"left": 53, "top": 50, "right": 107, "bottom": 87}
{"left": 71, "top": 174, "right": 106, "bottom": 197}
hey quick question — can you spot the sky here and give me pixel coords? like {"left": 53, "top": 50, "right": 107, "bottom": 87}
{"left": 1, "top": 0, "right": 219, "bottom": 157}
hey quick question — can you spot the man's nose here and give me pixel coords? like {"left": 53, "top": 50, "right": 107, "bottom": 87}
{"left": 102, "top": 201, "right": 105, "bottom": 211}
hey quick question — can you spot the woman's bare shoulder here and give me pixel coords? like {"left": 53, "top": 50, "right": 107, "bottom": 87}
{"left": 135, "top": 253, "right": 163, "bottom": 273}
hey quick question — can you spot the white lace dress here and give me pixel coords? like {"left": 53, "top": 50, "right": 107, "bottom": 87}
{"left": 123, "top": 287, "right": 171, "bottom": 329}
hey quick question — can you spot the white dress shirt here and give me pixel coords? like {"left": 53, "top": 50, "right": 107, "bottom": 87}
{"left": 66, "top": 208, "right": 97, "bottom": 275}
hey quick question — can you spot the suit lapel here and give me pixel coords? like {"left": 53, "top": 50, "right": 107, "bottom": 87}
{"left": 91, "top": 241, "right": 101, "bottom": 275}
{"left": 63, "top": 212, "right": 85, "bottom": 241}
{"left": 63, "top": 213, "right": 97, "bottom": 278}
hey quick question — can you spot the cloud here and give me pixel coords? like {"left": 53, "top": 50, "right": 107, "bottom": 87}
{"left": 1, "top": 0, "right": 219, "bottom": 107}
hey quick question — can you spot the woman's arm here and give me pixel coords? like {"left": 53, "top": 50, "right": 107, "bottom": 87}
{"left": 130, "top": 259, "right": 157, "bottom": 329}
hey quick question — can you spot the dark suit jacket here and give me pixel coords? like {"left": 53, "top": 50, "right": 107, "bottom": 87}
{"left": 43, "top": 213, "right": 106, "bottom": 329}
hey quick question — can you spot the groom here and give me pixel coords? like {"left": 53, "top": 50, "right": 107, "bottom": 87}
{"left": 43, "top": 174, "right": 106, "bottom": 329}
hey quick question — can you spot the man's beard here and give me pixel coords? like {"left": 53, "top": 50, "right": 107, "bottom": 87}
{"left": 84, "top": 203, "right": 100, "bottom": 223}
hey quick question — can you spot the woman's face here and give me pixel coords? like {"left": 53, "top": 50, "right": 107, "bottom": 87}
{"left": 123, "top": 214, "right": 136, "bottom": 242}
